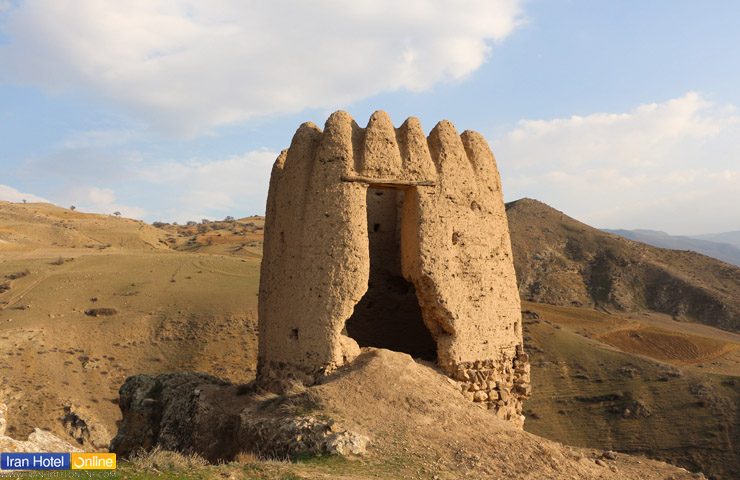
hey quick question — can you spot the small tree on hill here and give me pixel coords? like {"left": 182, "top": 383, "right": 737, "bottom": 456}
{"left": 70, "top": 205, "right": 76, "bottom": 211}
{"left": 114, "top": 211, "right": 121, "bottom": 217}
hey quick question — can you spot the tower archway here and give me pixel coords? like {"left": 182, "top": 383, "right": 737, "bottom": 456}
{"left": 345, "top": 186, "right": 437, "bottom": 361}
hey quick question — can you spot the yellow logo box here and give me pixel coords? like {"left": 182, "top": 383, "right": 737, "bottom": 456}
{"left": 70, "top": 453, "right": 116, "bottom": 470}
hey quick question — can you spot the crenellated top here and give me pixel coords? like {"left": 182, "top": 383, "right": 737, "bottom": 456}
{"left": 285, "top": 110, "right": 501, "bottom": 192}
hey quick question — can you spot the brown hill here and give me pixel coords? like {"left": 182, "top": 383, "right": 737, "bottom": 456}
{"left": 0, "top": 202, "right": 260, "bottom": 448}
{"left": 154, "top": 216, "right": 264, "bottom": 258}
{"left": 1, "top": 199, "right": 734, "bottom": 478}
{"left": 0, "top": 201, "right": 170, "bottom": 253}
{"left": 506, "top": 198, "right": 740, "bottom": 333}
{"left": 518, "top": 302, "right": 740, "bottom": 479}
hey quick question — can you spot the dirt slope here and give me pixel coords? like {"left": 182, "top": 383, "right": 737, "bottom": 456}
{"left": 506, "top": 198, "right": 740, "bottom": 333}
{"left": 521, "top": 302, "right": 740, "bottom": 480}
{"left": 0, "top": 201, "right": 170, "bottom": 253}
{"left": 0, "top": 203, "right": 260, "bottom": 447}
{"left": 309, "top": 348, "right": 702, "bottom": 479}
{"left": 114, "top": 348, "right": 701, "bottom": 479}
{"left": 155, "top": 216, "right": 264, "bottom": 258}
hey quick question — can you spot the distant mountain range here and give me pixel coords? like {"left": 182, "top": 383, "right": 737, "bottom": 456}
{"left": 506, "top": 198, "right": 740, "bottom": 333}
{"left": 601, "top": 229, "right": 740, "bottom": 267}
{"left": 691, "top": 230, "right": 740, "bottom": 249}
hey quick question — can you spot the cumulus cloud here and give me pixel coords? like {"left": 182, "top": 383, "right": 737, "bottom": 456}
{"left": 19, "top": 147, "right": 141, "bottom": 180}
{"left": 134, "top": 150, "right": 278, "bottom": 222}
{"left": 0, "top": 184, "right": 50, "bottom": 203}
{"left": 14, "top": 122, "right": 277, "bottom": 220}
{"left": 58, "top": 128, "right": 144, "bottom": 150}
{"left": 0, "top": 0, "right": 525, "bottom": 136}
{"left": 495, "top": 92, "right": 740, "bottom": 234}
{"left": 52, "top": 184, "right": 148, "bottom": 219}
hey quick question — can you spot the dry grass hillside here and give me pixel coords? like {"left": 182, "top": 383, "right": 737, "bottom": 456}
{"left": 506, "top": 198, "right": 740, "bottom": 333}
{"left": 154, "top": 217, "right": 264, "bottom": 258}
{"left": 0, "top": 202, "right": 260, "bottom": 448}
{"left": 519, "top": 302, "right": 740, "bottom": 479}
{"left": 2, "top": 199, "right": 738, "bottom": 478}
{"left": 0, "top": 201, "right": 170, "bottom": 253}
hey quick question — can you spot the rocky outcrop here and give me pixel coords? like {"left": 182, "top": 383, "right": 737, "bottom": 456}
{"left": 0, "top": 401, "right": 5, "bottom": 436}
{"left": 62, "top": 405, "right": 111, "bottom": 450}
{"left": 109, "top": 372, "right": 368, "bottom": 462}
{"left": 237, "top": 414, "right": 368, "bottom": 459}
{"left": 258, "top": 111, "right": 528, "bottom": 425}
{"left": 110, "top": 372, "right": 238, "bottom": 461}
{"left": 0, "top": 401, "right": 82, "bottom": 453}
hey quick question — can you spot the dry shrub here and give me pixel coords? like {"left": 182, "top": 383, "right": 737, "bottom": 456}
{"left": 131, "top": 446, "right": 208, "bottom": 471}
{"left": 51, "top": 257, "right": 73, "bottom": 266}
{"left": 84, "top": 308, "right": 118, "bottom": 317}
{"left": 7, "top": 269, "right": 30, "bottom": 280}
{"left": 0, "top": 281, "right": 10, "bottom": 293}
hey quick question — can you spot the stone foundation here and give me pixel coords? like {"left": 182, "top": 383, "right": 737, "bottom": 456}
{"left": 256, "top": 360, "right": 322, "bottom": 393}
{"left": 450, "top": 347, "right": 531, "bottom": 427}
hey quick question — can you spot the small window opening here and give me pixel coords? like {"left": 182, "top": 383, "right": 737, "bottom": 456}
{"left": 345, "top": 187, "right": 437, "bottom": 361}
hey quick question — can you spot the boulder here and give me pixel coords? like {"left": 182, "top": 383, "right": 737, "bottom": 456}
{"left": 109, "top": 372, "right": 368, "bottom": 463}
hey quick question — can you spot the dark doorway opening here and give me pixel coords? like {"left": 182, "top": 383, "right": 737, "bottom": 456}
{"left": 345, "top": 187, "right": 437, "bottom": 361}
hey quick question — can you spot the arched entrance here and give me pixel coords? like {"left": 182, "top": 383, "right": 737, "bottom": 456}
{"left": 345, "top": 186, "right": 437, "bottom": 361}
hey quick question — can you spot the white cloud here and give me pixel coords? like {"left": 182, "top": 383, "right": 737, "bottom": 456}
{"left": 58, "top": 128, "right": 143, "bottom": 149}
{"left": 86, "top": 186, "right": 115, "bottom": 204}
{"left": 20, "top": 146, "right": 142, "bottom": 180}
{"left": 134, "top": 150, "right": 278, "bottom": 222}
{"left": 0, "top": 0, "right": 526, "bottom": 136}
{"left": 0, "top": 184, "right": 50, "bottom": 203}
{"left": 495, "top": 92, "right": 740, "bottom": 235}
{"left": 498, "top": 92, "right": 735, "bottom": 169}
{"left": 52, "top": 184, "right": 148, "bottom": 219}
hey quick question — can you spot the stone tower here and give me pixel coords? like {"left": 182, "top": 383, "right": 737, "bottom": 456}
{"left": 257, "top": 111, "right": 530, "bottom": 426}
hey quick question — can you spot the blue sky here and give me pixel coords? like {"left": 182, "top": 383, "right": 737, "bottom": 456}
{"left": 0, "top": 0, "right": 738, "bottom": 235}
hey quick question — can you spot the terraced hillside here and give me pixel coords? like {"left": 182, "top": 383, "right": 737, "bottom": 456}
{"left": 520, "top": 302, "right": 740, "bottom": 479}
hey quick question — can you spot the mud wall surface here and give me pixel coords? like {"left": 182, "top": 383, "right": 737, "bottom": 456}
{"left": 257, "top": 111, "right": 529, "bottom": 425}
